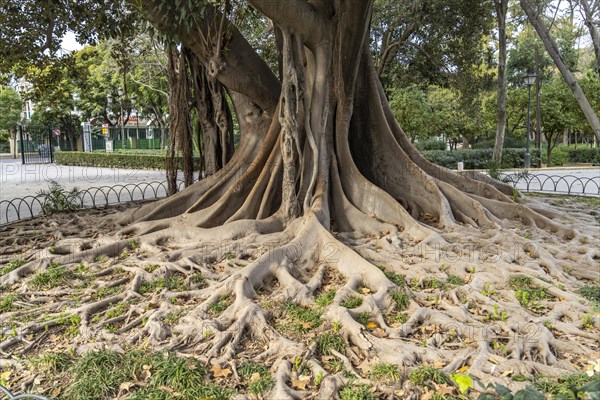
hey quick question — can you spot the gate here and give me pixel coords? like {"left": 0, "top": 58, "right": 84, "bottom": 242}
{"left": 19, "top": 125, "right": 54, "bottom": 164}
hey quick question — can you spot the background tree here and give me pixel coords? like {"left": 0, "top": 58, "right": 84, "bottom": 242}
{"left": 0, "top": 86, "right": 22, "bottom": 157}
{"left": 387, "top": 86, "right": 430, "bottom": 143}
{"left": 574, "top": 0, "right": 600, "bottom": 76}
{"left": 539, "top": 76, "right": 578, "bottom": 165}
{"left": 493, "top": 0, "right": 509, "bottom": 164}
{"left": 521, "top": 0, "right": 600, "bottom": 141}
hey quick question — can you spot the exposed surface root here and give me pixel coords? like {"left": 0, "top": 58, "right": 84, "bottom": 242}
{"left": 0, "top": 195, "right": 598, "bottom": 398}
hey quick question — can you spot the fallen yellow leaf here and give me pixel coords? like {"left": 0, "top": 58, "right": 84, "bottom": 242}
{"left": 210, "top": 364, "right": 232, "bottom": 378}
{"left": 372, "top": 328, "right": 387, "bottom": 338}
{"left": 249, "top": 372, "right": 261, "bottom": 383}
{"left": 366, "top": 321, "right": 377, "bottom": 329}
{"left": 291, "top": 378, "right": 309, "bottom": 390}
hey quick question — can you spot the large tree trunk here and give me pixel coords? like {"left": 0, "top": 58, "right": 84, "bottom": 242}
{"left": 3, "top": 2, "right": 592, "bottom": 397}
{"left": 493, "top": 0, "right": 508, "bottom": 164}
{"left": 521, "top": 0, "right": 600, "bottom": 142}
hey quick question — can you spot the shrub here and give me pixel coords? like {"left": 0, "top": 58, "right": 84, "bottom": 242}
{"left": 541, "top": 145, "right": 569, "bottom": 166}
{"left": 420, "top": 148, "right": 536, "bottom": 170}
{"left": 567, "top": 147, "right": 600, "bottom": 165}
{"left": 416, "top": 137, "right": 446, "bottom": 151}
{"left": 37, "top": 180, "right": 82, "bottom": 213}
{"left": 55, "top": 152, "right": 201, "bottom": 170}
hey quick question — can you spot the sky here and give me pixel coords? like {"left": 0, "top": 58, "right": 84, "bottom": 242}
{"left": 61, "top": 32, "right": 83, "bottom": 52}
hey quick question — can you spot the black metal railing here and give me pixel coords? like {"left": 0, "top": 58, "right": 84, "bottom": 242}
{"left": 497, "top": 172, "right": 599, "bottom": 196}
{"left": 0, "top": 181, "right": 184, "bottom": 226}
{"left": 0, "top": 384, "right": 51, "bottom": 399}
{"left": 1, "top": 173, "right": 598, "bottom": 226}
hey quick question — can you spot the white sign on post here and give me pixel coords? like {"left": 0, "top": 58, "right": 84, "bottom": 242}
{"left": 147, "top": 127, "right": 154, "bottom": 139}
{"left": 106, "top": 140, "right": 114, "bottom": 153}
{"left": 81, "top": 122, "right": 92, "bottom": 152}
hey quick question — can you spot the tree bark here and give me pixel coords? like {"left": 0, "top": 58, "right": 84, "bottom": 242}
{"left": 521, "top": 0, "right": 600, "bottom": 142}
{"left": 578, "top": 0, "right": 600, "bottom": 77}
{"left": 493, "top": 0, "right": 508, "bottom": 164}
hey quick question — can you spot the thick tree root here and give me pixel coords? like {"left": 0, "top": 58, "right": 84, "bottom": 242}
{"left": 0, "top": 198, "right": 598, "bottom": 397}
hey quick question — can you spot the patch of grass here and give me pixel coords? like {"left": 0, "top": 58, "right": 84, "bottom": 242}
{"left": 447, "top": 274, "right": 465, "bottom": 286}
{"left": 387, "top": 312, "right": 409, "bottom": 325}
{"left": 94, "top": 255, "right": 109, "bottom": 263}
{"left": 579, "top": 285, "right": 600, "bottom": 303}
{"left": 238, "top": 361, "right": 273, "bottom": 395}
{"left": 508, "top": 274, "right": 548, "bottom": 311}
{"left": 356, "top": 311, "right": 371, "bottom": 326}
{"left": 515, "top": 288, "right": 547, "bottom": 310}
{"left": 104, "top": 302, "right": 127, "bottom": 320}
{"left": 92, "top": 285, "right": 123, "bottom": 300}
{"left": 485, "top": 304, "right": 509, "bottom": 321}
{"left": 377, "top": 265, "right": 406, "bottom": 287}
{"left": 533, "top": 372, "right": 596, "bottom": 398}
{"left": 164, "top": 309, "right": 187, "bottom": 325}
{"left": 391, "top": 290, "right": 410, "bottom": 311}
{"left": 147, "top": 354, "right": 206, "bottom": 393}
{"left": 370, "top": 362, "right": 399, "bottom": 383}
{"left": 509, "top": 274, "right": 533, "bottom": 289}
{"left": 481, "top": 282, "right": 497, "bottom": 297}
{"left": 341, "top": 295, "right": 363, "bottom": 309}
{"left": 208, "top": 294, "right": 230, "bottom": 316}
{"left": 408, "top": 366, "right": 450, "bottom": 387}
{"left": 190, "top": 273, "right": 206, "bottom": 287}
{"left": 0, "top": 293, "right": 19, "bottom": 312}
{"left": 315, "top": 289, "right": 336, "bottom": 307}
{"left": 284, "top": 302, "right": 322, "bottom": 331}
{"left": 339, "top": 384, "right": 377, "bottom": 400}
{"left": 29, "top": 265, "right": 76, "bottom": 289}
{"left": 138, "top": 275, "right": 189, "bottom": 295}
{"left": 30, "top": 351, "right": 71, "bottom": 373}
{"left": 57, "top": 313, "right": 81, "bottom": 337}
{"left": 314, "top": 331, "right": 346, "bottom": 355}
{"left": 63, "top": 349, "right": 127, "bottom": 400}
{"left": 581, "top": 314, "right": 594, "bottom": 329}
{"left": 0, "top": 259, "right": 27, "bottom": 276}
{"left": 144, "top": 264, "right": 160, "bottom": 273}
{"left": 62, "top": 350, "right": 232, "bottom": 400}
{"left": 423, "top": 279, "right": 445, "bottom": 289}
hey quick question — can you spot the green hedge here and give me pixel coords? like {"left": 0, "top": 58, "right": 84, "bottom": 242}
{"left": 55, "top": 152, "right": 201, "bottom": 170}
{"left": 421, "top": 148, "right": 539, "bottom": 169}
{"left": 567, "top": 147, "right": 600, "bottom": 165}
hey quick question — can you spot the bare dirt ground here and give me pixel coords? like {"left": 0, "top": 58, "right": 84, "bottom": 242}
{"left": 0, "top": 194, "right": 598, "bottom": 399}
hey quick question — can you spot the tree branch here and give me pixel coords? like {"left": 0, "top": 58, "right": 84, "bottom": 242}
{"left": 376, "top": 23, "right": 416, "bottom": 77}
{"left": 246, "top": 0, "right": 323, "bottom": 44}
{"left": 136, "top": 0, "right": 281, "bottom": 114}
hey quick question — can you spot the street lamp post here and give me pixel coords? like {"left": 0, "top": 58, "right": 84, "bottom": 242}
{"left": 132, "top": 95, "right": 140, "bottom": 139}
{"left": 524, "top": 72, "right": 537, "bottom": 169}
{"left": 117, "top": 87, "right": 125, "bottom": 149}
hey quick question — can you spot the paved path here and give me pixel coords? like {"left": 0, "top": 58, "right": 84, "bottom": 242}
{"left": 496, "top": 167, "right": 600, "bottom": 196}
{"left": 0, "top": 158, "right": 170, "bottom": 201}
{"left": 0, "top": 158, "right": 183, "bottom": 225}
{"left": 0, "top": 158, "right": 598, "bottom": 225}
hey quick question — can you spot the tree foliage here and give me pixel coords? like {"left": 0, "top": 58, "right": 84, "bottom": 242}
{"left": 0, "top": 86, "right": 22, "bottom": 136}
